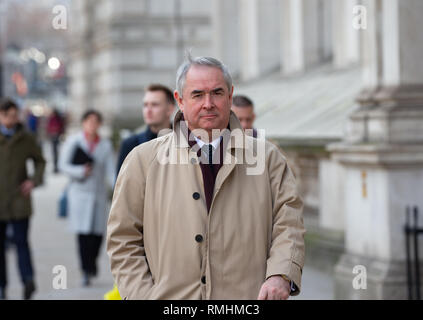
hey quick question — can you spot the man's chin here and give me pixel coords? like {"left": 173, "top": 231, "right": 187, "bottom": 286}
{"left": 199, "top": 117, "right": 221, "bottom": 128}
{"left": 145, "top": 120, "right": 158, "bottom": 127}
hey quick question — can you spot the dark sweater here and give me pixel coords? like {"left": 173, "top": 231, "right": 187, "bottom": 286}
{"left": 116, "top": 126, "right": 157, "bottom": 176}
{"left": 187, "top": 129, "right": 224, "bottom": 213}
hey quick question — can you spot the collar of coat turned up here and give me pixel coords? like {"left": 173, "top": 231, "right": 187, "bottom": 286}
{"left": 172, "top": 109, "right": 246, "bottom": 150}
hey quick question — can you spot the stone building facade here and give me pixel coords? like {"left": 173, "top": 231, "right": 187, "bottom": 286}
{"left": 69, "top": 0, "right": 212, "bottom": 129}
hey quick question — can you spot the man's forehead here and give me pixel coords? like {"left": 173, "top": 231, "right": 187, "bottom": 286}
{"left": 144, "top": 90, "right": 165, "bottom": 101}
{"left": 1, "top": 108, "right": 18, "bottom": 115}
{"left": 232, "top": 105, "right": 253, "bottom": 111}
{"left": 184, "top": 66, "right": 226, "bottom": 90}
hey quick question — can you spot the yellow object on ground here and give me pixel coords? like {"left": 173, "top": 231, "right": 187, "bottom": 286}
{"left": 104, "top": 284, "right": 121, "bottom": 300}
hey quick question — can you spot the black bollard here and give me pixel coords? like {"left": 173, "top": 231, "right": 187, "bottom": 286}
{"left": 405, "top": 206, "right": 413, "bottom": 300}
{"left": 413, "top": 207, "right": 421, "bottom": 300}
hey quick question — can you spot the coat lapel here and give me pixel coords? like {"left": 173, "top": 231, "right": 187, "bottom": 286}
{"left": 213, "top": 113, "right": 246, "bottom": 195}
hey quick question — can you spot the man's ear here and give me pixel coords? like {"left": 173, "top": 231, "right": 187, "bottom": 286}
{"left": 174, "top": 90, "right": 184, "bottom": 113}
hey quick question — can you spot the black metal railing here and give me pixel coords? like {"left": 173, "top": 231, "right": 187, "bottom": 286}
{"left": 405, "top": 206, "right": 423, "bottom": 300}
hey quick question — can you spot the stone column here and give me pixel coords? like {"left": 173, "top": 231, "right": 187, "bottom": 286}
{"left": 280, "top": 0, "right": 322, "bottom": 75}
{"left": 318, "top": 0, "right": 359, "bottom": 233}
{"left": 68, "top": 0, "right": 94, "bottom": 128}
{"left": 239, "top": 0, "right": 281, "bottom": 81}
{"left": 320, "top": 0, "right": 333, "bottom": 62}
{"left": 319, "top": 159, "right": 346, "bottom": 231}
{"left": 211, "top": 0, "right": 241, "bottom": 78}
{"left": 329, "top": 0, "right": 423, "bottom": 299}
{"left": 332, "top": 0, "right": 360, "bottom": 69}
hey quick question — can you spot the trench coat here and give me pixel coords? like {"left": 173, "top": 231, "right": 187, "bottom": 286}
{"left": 59, "top": 132, "right": 115, "bottom": 235}
{"left": 0, "top": 123, "right": 45, "bottom": 221}
{"left": 107, "top": 110, "right": 305, "bottom": 300}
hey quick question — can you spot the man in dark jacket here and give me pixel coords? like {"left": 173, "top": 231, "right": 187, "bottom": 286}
{"left": 0, "top": 98, "right": 46, "bottom": 300}
{"left": 116, "top": 84, "right": 175, "bottom": 174}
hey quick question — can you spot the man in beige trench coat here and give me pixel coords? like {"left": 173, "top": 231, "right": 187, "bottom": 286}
{"left": 107, "top": 54, "right": 305, "bottom": 300}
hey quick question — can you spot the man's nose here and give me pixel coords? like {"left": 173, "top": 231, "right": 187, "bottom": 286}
{"left": 203, "top": 94, "right": 214, "bottom": 109}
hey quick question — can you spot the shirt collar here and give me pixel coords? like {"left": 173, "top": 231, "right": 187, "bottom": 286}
{"left": 194, "top": 135, "right": 222, "bottom": 150}
{"left": 173, "top": 110, "right": 245, "bottom": 152}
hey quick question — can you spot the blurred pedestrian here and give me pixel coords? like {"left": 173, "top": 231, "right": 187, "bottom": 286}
{"left": 26, "top": 109, "right": 39, "bottom": 136}
{"left": 59, "top": 110, "right": 115, "bottom": 287}
{"left": 0, "top": 98, "right": 46, "bottom": 300}
{"left": 46, "top": 108, "right": 66, "bottom": 173}
{"left": 116, "top": 83, "right": 174, "bottom": 175}
{"left": 231, "top": 94, "right": 257, "bottom": 137}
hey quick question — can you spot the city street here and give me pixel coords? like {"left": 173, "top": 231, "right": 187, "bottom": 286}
{"left": 4, "top": 141, "right": 333, "bottom": 300}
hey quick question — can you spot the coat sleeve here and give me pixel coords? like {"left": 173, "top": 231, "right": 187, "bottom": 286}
{"left": 58, "top": 136, "right": 85, "bottom": 179}
{"left": 106, "top": 146, "right": 153, "bottom": 300}
{"left": 265, "top": 145, "right": 305, "bottom": 296}
{"left": 27, "top": 134, "right": 46, "bottom": 187}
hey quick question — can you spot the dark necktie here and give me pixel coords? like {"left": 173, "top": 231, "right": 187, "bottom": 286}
{"left": 201, "top": 144, "right": 214, "bottom": 164}
{"left": 201, "top": 144, "right": 215, "bottom": 174}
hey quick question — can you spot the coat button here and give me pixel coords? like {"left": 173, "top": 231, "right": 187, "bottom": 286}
{"left": 192, "top": 192, "right": 200, "bottom": 200}
{"left": 201, "top": 276, "right": 206, "bottom": 284}
{"left": 195, "top": 234, "right": 203, "bottom": 242}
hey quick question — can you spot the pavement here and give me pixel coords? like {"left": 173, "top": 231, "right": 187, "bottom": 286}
{"left": 4, "top": 141, "right": 334, "bottom": 300}
{"left": 291, "top": 266, "right": 334, "bottom": 300}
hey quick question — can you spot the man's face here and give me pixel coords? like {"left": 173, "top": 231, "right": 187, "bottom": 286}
{"left": 143, "top": 90, "right": 174, "bottom": 127}
{"left": 231, "top": 105, "right": 255, "bottom": 130}
{"left": 174, "top": 65, "right": 233, "bottom": 134}
{"left": 0, "top": 107, "right": 19, "bottom": 129}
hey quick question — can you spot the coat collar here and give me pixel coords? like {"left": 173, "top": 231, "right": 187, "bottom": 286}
{"left": 0, "top": 123, "right": 25, "bottom": 144}
{"left": 172, "top": 109, "right": 246, "bottom": 151}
